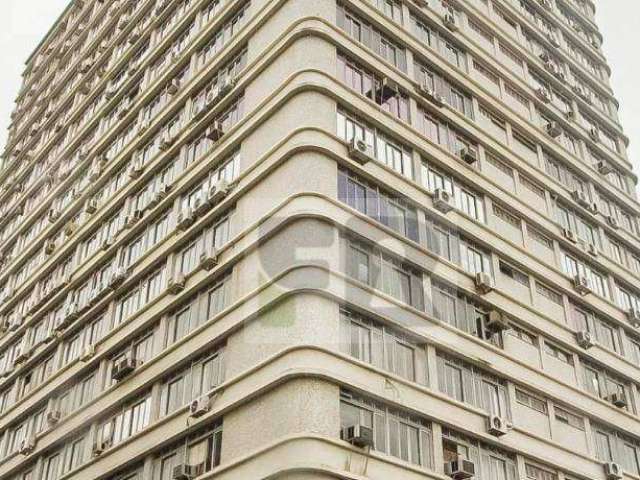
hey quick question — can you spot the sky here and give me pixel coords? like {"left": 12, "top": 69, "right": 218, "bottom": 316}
{"left": 0, "top": 0, "right": 638, "bottom": 173}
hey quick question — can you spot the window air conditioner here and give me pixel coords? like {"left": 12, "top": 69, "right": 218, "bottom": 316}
{"left": 167, "top": 273, "right": 186, "bottom": 295}
{"left": 172, "top": 464, "right": 198, "bottom": 480}
{"left": 108, "top": 268, "right": 128, "bottom": 290}
{"left": 606, "top": 215, "right": 619, "bottom": 229}
{"left": 189, "top": 395, "right": 211, "bottom": 418}
{"left": 596, "top": 161, "right": 613, "bottom": 175}
{"left": 159, "top": 131, "right": 176, "bottom": 151}
{"left": 475, "top": 272, "right": 494, "bottom": 295}
{"left": 545, "top": 122, "right": 562, "bottom": 138}
{"left": 81, "top": 344, "right": 96, "bottom": 362}
{"left": 167, "top": 79, "right": 180, "bottom": 95}
{"left": 487, "top": 414, "right": 511, "bottom": 437}
{"left": 445, "top": 458, "right": 475, "bottom": 479}
{"left": 626, "top": 308, "right": 640, "bottom": 328}
{"left": 199, "top": 248, "right": 219, "bottom": 271}
{"left": 562, "top": 227, "right": 577, "bottom": 243}
{"left": 606, "top": 392, "right": 627, "bottom": 409}
{"left": 348, "top": 138, "right": 374, "bottom": 165}
{"left": 576, "top": 330, "right": 594, "bottom": 349}
{"left": 443, "top": 12, "right": 458, "bottom": 31}
{"left": 433, "top": 188, "right": 455, "bottom": 214}
{"left": 19, "top": 436, "right": 36, "bottom": 456}
{"left": 604, "top": 462, "right": 623, "bottom": 480}
{"left": 571, "top": 189, "right": 590, "bottom": 209}
{"left": 44, "top": 239, "right": 56, "bottom": 255}
{"left": 208, "top": 178, "right": 230, "bottom": 204}
{"left": 125, "top": 209, "right": 143, "bottom": 228}
{"left": 459, "top": 147, "right": 478, "bottom": 165}
{"left": 341, "top": 424, "right": 374, "bottom": 448}
{"left": 205, "top": 121, "right": 224, "bottom": 142}
{"left": 486, "top": 311, "right": 510, "bottom": 334}
{"left": 111, "top": 356, "right": 136, "bottom": 381}
{"left": 85, "top": 198, "right": 99, "bottom": 214}
{"left": 417, "top": 83, "right": 446, "bottom": 107}
{"left": 535, "top": 87, "right": 551, "bottom": 103}
{"left": 46, "top": 408, "right": 62, "bottom": 425}
{"left": 176, "top": 207, "right": 196, "bottom": 232}
{"left": 573, "top": 274, "right": 591, "bottom": 295}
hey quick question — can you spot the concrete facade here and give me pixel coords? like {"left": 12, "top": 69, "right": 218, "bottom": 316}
{"left": 0, "top": 0, "right": 639, "bottom": 479}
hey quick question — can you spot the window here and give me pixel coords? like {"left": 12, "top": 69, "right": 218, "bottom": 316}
{"left": 337, "top": 111, "right": 413, "bottom": 178}
{"left": 340, "top": 309, "right": 426, "bottom": 383}
{"left": 525, "top": 463, "right": 558, "bottom": 480}
{"left": 543, "top": 341, "right": 572, "bottom": 364}
{"left": 346, "top": 239, "right": 424, "bottom": 310}
{"left": 516, "top": 389, "right": 547, "bottom": 414}
{"left": 340, "top": 390, "right": 433, "bottom": 467}
{"left": 554, "top": 406, "right": 584, "bottom": 430}
{"left": 437, "top": 353, "right": 510, "bottom": 417}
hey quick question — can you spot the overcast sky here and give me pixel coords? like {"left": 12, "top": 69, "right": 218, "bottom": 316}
{"left": 0, "top": 0, "right": 638, "bottom": 174}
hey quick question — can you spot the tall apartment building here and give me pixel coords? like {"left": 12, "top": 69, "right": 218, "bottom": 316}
{"left": 0, "top": 0, "right": 639, "bottom": 479}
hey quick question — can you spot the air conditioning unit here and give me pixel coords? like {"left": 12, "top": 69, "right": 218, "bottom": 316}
{"left": 81, "top": 344, "right": 96, "bottom": 362}
{"left": 606, "top": 215, "right": 619, "bottom": 229}
{"left": 101, "top": 236, "right": 115, "bottom": 251}
{"left": 571, "top": 189, "right": 590, "bottom": 209}
{"left": 14, "top": 345, "right": 33, "bottom": 365}
{"left": 176, "top": 208, "right": 196, "bottom": 231}
{"left": 79, "top": 58, "right": 93, "bottom": 74}
{"left": 576, "top": 330, "right": 595, "bottom": 349}
{"left": 596, "top": 161, "right": 613, "bottom": 175}
{"left": 167, "top": 274, "right": 186, "bottom": 294}
{"left": 433, "top": 188, "right": 455, "bottom": 214}
{"left": 475, "top": 272, "right": 494, "bottom": 295}
{"left": 46, "top": 408, "right": 61, "bottom": 425}
{"left": 125, "top": 209, "right": 143, "bottom": 228}
{"left": 44, "top": 239, "right": 56, "bottom": 255}
{"left": 205, "top": 121, "right": 224, "bottom": 142}
{"left": 85, "top": 198, "right": 98, "bottom": 214}
{"left": 159, "top": 131, "right": 176, "bottom": 151}
{"left": 189, "top": 395, "right": 211, "bottom": 417}
{"left": 167, "top": 79, "right": 181, "bottom": 96}
{"left": 486, "top": 311, "right": 510, "bottom": 333}
{"left": 535, "top": 87, "right": 551, "bottom": 103}
{"left": 604, "top": 462, "right": 623, "bottom": 480}
{"left": 128, "top": 159, "right": 144, "bottom": 179}
{"left": 209, "top": 178, "right": 231, "bottom": 204}
{"left": 19, "top": 436, "right": 36, "bottom": 455}
{"left": 607, "top": 392, "right": 628, "bottom": 409}
{"left": 545, "top": 122, "right": 562, "bottom": 138}
{"left": 111, "top": 356, "right": 136, "bottom": 381}
{"left": 573, "top": 274, "right": 591, "bottom": 295}
{"left": 562, "top": 227, "right": 577, "bottom": 243}
{"left": 376, "top": 77, "right": 399, "bottom": 103}
{"left": 626, "top": 308, "right": 640, "bottom": 328}
{"left": 589, "top": 128, "right": 601, "bottom": 143}
{"left": 459, "top": 147, "right": 478, "bottom": 165}
{"left": 108, "top": 268, "right": 128, "bottom": 290}
{"left": 46, "top": 208, "right": 59, "bottom": 224}
{"left": 443, "top": 12, "right": 458, "bottom": 31}
{"left": 199, "top": 248, "right": 219, "bottom": 271}
{"left": 487, "top": 415, "right": 511, "bottom": 437}
{"left": 105, "top": 84, "right": 119, "bottom": 99}
{"left": 172, "top": 464, "right": 198, "bottom": 480}
{"left": 348, "top": 138, "right": 374, "bottom": 165}
{"left": 417, "top": 84, "right": 445, "bottom": 107}
{"left": 8, "top": 314, "right": 23, "bottom": 332}
{"left": 128, "top": 27, "right": 142, "bottom": 45}
{"left": 341, "top": 424, "right": 374, "bottom": 448}
{"left": 445, "top": 458, "right": 476, "bottom": 479}
{"left": 192, "top": 197, "right": 211, "bottom": 217}
{"left": 64, "top": 221, "right": 78, "bottom": 237}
